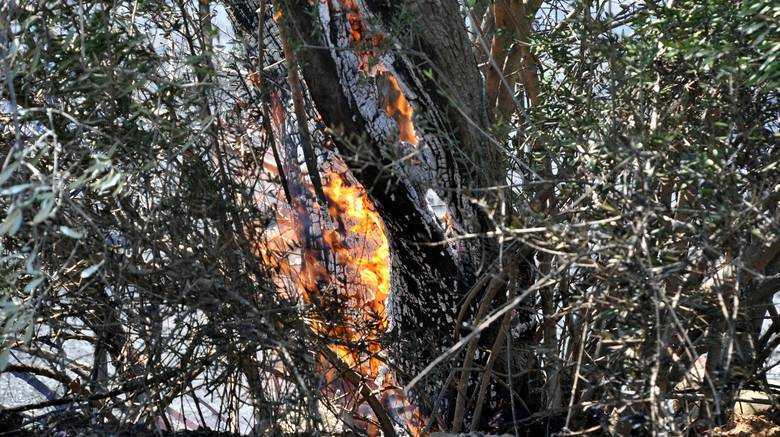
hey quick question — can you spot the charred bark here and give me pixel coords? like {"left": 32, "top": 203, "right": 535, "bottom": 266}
{"left": 224, "top": 0, "right": 537, "bottom": 431}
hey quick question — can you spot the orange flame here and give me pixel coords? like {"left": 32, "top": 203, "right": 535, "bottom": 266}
{"left": 307, "top": 173, "right": 390, "bottom": 379}
{"left": 254, "top": 0, "right": 426, "bottom": 430}
{"left": 321, "top": 174, "right": 424, "bottom": 435}
{"left": 380, "top": 73, "right": 418, "bottom": 145}
{"left": 336, "top": 0, "right": 419, "bottom": 146}
{"left": 324, "top": 175, "right": 390, "bottom": 307}
{"left": 256, "top": 164, "right": 423, "bottom": 434}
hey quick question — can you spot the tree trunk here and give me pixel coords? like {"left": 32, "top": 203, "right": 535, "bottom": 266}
{"left": 224, "top": 0, "right": 537, "bottom": 430}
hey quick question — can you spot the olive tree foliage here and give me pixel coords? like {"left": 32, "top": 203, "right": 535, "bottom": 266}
{"left": 0, "top": 0, "right": 778, "bottom": 435}
{"left": 516, "top": 0, "right": 779, "bottom": 432}
{"left": 0, "top": 0, "right": 329, "bottom": 434}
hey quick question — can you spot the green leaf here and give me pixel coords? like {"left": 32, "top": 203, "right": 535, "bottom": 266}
{"left": 96, "top": 170, "right": 123, "bottom": 192}
{"left": 0, "top": 208, "right": 23, "bottom": 236}
{"left": 80, "top": 261, "right": 104, "bottom": 279}
{"left": 24, "top": 322, "right": 34, "bottom": 344}
{"left": 21, "top": 14, "right": 38, "bottom": 30}
{"left": 0, "top": 162, "right": 20, "bottom": 186}
{"left": 0, "top": 349, "right": 9, "bottom": 373}
{"left": 24, "top": 276, "right": 45, "bottom": 293}
{"left": 31, "top": 197, "right": 55, "bottom": 224}
{"left": 25, "top": 252, "right": 38, "bottom": 275}
{"left": 0, "top": 184, "right": 32, "bottom": 196}
{"left": 60, "top": 226, "right": 84, "bottom": 239}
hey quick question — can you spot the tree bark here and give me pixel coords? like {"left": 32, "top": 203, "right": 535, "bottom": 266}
{"left": 224, "top": 0, "right": 535, "bottom": 430}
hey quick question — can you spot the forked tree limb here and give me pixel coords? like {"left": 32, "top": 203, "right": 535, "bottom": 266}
{"left": 469, "top": 286, "right": 516, "bottom": 429}
{"left": 452, "top": 247, "right": 527, "bottom": 432}
{"left": 405, "top": 260, "right": 566, "bottom": 394}
{"left": 485, "top": 0, "right": 542, "bottom": 122}
{"left": 451, "top": 270, "right": 508, "bottom": 431}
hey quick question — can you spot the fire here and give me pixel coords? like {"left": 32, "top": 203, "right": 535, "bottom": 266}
{"left": 309, "top": 172, "right": 390, "bottom": 379}
{"left": 320, "top": 173, "right": 424, "bottom": 435}
{"left": 334, "top": 0, "right": 419, "bottom": 146}
{"left": 380, "top": 72, "right": 419, "bottom": 145}
{"left": 324, "top": 175, "right": 390, "bottom": 312}
{"left": 254, "top": 1, "right": 425, "bottom": 432}
{"left": 256, "top": 161, "right": 423, "bottom": 434}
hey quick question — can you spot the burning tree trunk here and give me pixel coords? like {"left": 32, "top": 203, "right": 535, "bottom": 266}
{"left": 5, "top": 0, "right": 778, "bottom": 435}
{"left": 224, "top": 0, "right": 538, "bottom": 432}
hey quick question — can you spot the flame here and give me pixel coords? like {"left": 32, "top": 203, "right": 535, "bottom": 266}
{"left": 289, "top": 172, "right": 390, "bottom": 379}
{"left": 321, "top": 174, "right": 424, "bottom": 435}
{"left": 380, "top": 73, "right": 418, "bottom": 145}
{"left": 254, "top": 1, "right": 425, "bottom": 431}
{"left": 334, "top": 0, "right": 419, "bottom": 146}
{"left": 256, "top": 164, "right": 423, "bottom": 434}
{"left": 342, "top": 0, "right": 365, "bottom": 44}
{"left": 324, "top": 175, "right": 390, "bottom": 308}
